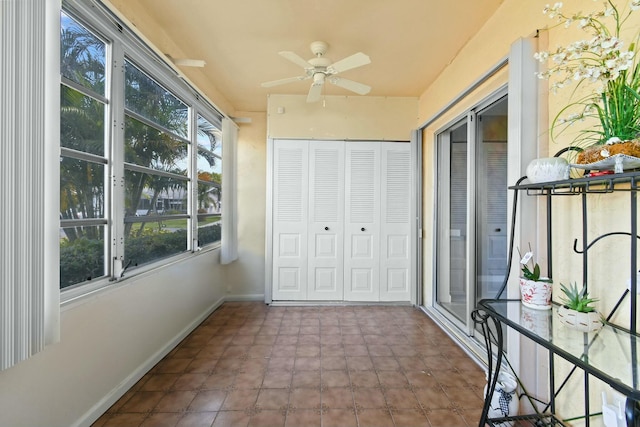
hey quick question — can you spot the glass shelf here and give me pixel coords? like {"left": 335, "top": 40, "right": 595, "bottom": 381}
{"left": 479, "top": 299, "right": 640, "bottom": 401}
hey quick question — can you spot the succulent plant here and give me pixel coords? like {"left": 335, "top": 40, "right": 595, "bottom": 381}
{"left": 559, "top": 282, "right": 598, "bottom": 313}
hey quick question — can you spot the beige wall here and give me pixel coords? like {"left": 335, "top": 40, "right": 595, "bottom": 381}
{"left": 222, "top": 111, "right": 268, "bottom": 298}
{"left": 267, "top": 94, "right": 417, "bottom": 141}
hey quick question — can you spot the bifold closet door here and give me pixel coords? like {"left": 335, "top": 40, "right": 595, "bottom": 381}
{"left": 307, "top": 141, "right": 345, "bottom": 300}
{"left": 272, "top": 140, "right": 309, "bottom": 300}
{"left": 344, "top": 142, "right": 381, "bottom": 301}
{"left": 271, "top": 139, "right": 411, "bottom": 303}
{"left": 379, "top": 143, "right": 411, "bottom": 301}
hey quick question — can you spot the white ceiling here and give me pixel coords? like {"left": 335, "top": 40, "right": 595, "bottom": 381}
{"left": 109, "top": 0, "right": 504, "bottom": 112}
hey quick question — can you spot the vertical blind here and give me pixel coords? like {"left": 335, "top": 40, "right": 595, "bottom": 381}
{"left": 0, "top": 0, "right": 60, "bottom": 371}
{"left": 220, "top": 117, "right": 239, "bottom": 264}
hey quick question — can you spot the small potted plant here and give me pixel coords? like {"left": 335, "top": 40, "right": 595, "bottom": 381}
{"left": 557, "top": 282, "right": 603, "bottom": 332}
{"left": 519, "top": 248, "right": 552, "bottom": 310}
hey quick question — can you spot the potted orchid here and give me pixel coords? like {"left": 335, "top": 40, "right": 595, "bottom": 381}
{"left": 518, "top": 247, "right": 553, "bottom": 310}
{"left": 534, "top": 0, "right": 640, "bottom": 170}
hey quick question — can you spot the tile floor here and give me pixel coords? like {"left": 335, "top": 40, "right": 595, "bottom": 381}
{"left": 92, "top": 302, "right": 486, "bottom": 427}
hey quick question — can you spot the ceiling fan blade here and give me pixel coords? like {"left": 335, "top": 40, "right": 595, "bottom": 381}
{"left": 279, "top": 51, "right": 312, "bottom": 69}
{"left": 327, "top": 52, "right": 371, "bottom": 74}
{"left": 261, "top": 75, "right": 308, "bottom": 88}
{"left": 328, "top": 77, "right": 371, "bottom": 95}
{"left": 307, "top": 82, "right": 323, "bottom": 103}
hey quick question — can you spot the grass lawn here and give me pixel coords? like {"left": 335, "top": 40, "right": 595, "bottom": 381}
{"left": 129, "top": 215, "right": 221, "bottom": 232}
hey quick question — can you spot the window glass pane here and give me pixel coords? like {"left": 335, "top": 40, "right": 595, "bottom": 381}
{"left": 60, "top": 158, "right": 105, "bottom": 220}
{"left": 61, "top": 86, "right": 105, "bottom": 156}
{"left": 197, "top": 180, "right": 221, "bottom": 216}
{"left": 124, "top": 219, "right": 188, "bottom": 267}
{"left": 197, "top": 115, "right": 222, "bottom": 157}
{"left": 197, "top": 149, "right": 222, "bottom": 180}
{"left": 60, "top": 11, "right": 106, "bottom": 95}
{"left": 60, "top": 225, "right": 105, "bottom": 288}
{"left": 125, "top": 61, "right": 188, "bottom": 138}
{"left": 125, "top": 115, "right": 188, "bottom": 175}
{"left": 124, "top": 170, "right": 187, "bottom": 218}
{"left": 198, "top": 221, "right": 221, "bottom": 246}
{"left": 196, "top": 115, "right": 222, "bottom": 247}
{"left": 197, "top": 180, "right": 221, "bottom": 246}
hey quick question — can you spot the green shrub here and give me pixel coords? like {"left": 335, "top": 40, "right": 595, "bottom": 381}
{"left": 60, "top": 224, "right": 221, "bottom": 288}
{"left": 60, "top": 237, "right": 104, "bottom": 288}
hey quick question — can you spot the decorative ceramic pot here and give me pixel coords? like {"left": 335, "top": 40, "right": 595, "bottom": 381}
{"left": 519, "top": 278, "right": 552, "bottom": 310}
{"left": 526, "top": 157, "right": 569, "bottom": 183}
{"left": 556, "top": 306, "right": 603, "bottom": 332}
{"left": 484, "top": 371, "right": 519, "bottom": 426}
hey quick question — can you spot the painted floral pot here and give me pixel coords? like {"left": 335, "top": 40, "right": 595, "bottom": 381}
{"left": 519, "top": 278, "right": 552, "bottom": 310}
{"left": 556, "top": 306, "right": 603, "bottom": 332}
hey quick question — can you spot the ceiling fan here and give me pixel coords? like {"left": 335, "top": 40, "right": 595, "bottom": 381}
{"left": 261, "top": 41, "right": 371, "bottom": 103}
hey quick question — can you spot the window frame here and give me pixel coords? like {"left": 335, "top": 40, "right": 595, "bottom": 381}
{"left": 60, "top": 0, "right": 225, "bottom": 302}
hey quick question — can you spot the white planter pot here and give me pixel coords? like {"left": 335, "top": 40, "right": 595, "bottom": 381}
{"left": 557, "top": 305, "right": 603, "bottom": 332}
{"left": 484, "top": 371, "right": 519, "bottom": 426}
{"left": 526, "top": 157, "right": 569, "bottom": 183}
{"left": 519, "top": 278, "right": 552, "bottom": 310}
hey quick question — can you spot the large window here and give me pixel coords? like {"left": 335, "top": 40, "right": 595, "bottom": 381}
{"left": 59, "top": 6, "right": 223, "bottom": 292}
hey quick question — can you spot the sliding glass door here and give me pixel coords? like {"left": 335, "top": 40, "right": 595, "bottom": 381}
{"left": 435, "top": 95, "right": 508, "bottom": 334}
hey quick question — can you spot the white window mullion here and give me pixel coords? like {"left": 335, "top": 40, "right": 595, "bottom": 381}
{"left": 190, "top": 108, "right": 198, "bottom": 251}
{"left": 465, "top": 110, "right": 477, "bottom": 335}
{"left": 110, "top": 41, "right": 127, "bottom": 279}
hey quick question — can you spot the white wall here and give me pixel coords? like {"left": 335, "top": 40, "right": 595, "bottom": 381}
{"left": 0, "top": 251, "right": 229, "bottom": 427}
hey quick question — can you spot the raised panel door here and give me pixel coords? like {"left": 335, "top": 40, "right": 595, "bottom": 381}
{"left": 380, "top": 143, "right": 411, "bottom": 301}
{"left": 307, "top": 141, "right": 345, "bottom": 300}
{"left": 344, "top": 142, "right": 380, "bottom": 301}
{"left": 272, "top": 140, "right": 308, "bottom": 300}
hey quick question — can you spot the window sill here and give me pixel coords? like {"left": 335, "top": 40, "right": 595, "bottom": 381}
{"left": 61, "top": 244, "right": 221, "bottom": 309}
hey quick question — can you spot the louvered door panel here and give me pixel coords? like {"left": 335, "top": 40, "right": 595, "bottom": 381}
{"left": 344, "top": 142, "right": 381, "bottom": 301}
{"left": 380, "top": 143, "right": 411, "bottom": 301}
{"left": 272, "top": 140, "right": 308, "bottom": 300}
{"left": 307, "top": 141, "right": 344, "bottom": 300}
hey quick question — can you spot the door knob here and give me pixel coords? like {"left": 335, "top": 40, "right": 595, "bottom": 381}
{"left": 324, "top": 226, "right": 329, "bottom": 231}
{"left": 361, "top": 227, "right": 366, "bottom": 232}
{"left": 495, "top": 228, "right": 501, "bottom": 232}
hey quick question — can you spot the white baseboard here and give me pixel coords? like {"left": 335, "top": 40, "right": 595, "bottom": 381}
{"left": 225, "top": 293, "right": 264, "bottom": 301}
{"left": 74, "top": 296, "right": 226, "bottom": 427}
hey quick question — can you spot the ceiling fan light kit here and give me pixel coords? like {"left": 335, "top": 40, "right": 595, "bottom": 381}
{"left": 261, "top": 40, "right": 372, "bottom": 103}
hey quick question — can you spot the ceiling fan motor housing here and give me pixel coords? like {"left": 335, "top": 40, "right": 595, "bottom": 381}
{"left": 310, "top": 40, "right": 328, "bottom": 56}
